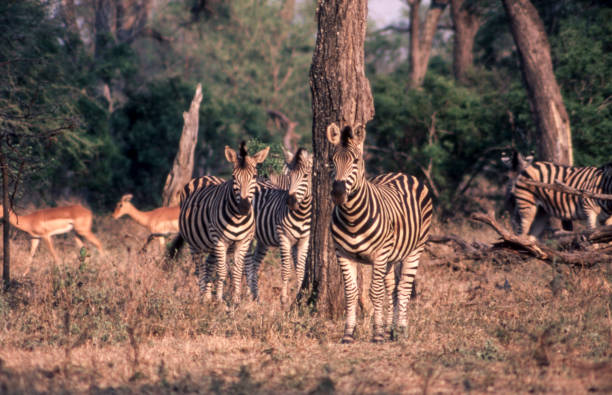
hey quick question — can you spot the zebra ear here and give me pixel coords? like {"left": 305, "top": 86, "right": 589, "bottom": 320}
{"left": 352, "top": 124, "right": 366, "bottom": 146}
{"left": 518, "top": 152, "right": 534, "bottom": 169}
{"left": 326, "top": 123, "right": 341, "bottom": 145}
{"left": 225, "top": 146, "right": 238, "bottom": 163}
{"left": 252, "top": 146, "right": 270, "bottom": 164}
{"left": 501, "top": 152, "right": 513, "bottom": 169}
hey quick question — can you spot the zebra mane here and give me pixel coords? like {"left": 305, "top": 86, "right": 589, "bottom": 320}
{"left": 238, "top": 141, "right": 248, "bottom": 168}
{"left": 340, "top": 126, "right": 353, "bottom": 147}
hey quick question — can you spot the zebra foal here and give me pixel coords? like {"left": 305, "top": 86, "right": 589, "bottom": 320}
{"left": 178, "top": 143, "right": 269, "bottom": 304}
{"left": 246, "top": 148, "right": 312, "bottom": 305}
{"left": 327, "top": 123, "right": 433, "bottom": 343}
{"left": 503, "top": 151, "right": 612, "bottom": 237}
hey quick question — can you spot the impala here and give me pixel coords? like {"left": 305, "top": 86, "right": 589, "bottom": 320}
{"left": 0, "top": 204, "right": 105, "bottom": 274}
{"left": 112, "top": 194, "right": 180, "bottom": 249}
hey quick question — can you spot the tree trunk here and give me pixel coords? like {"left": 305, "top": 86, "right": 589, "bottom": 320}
{"left": 306, "top": 0, "right": 374, "bottom": 318}
{"left": 162, "top": 83, "right": 203, "bottom": 207}
{"left": 450, "top": 0, "right": 481, "bottom": 83}
{"left": 502, "top": 0, "right": 573, "bottom": 165}
{"left": 408, "top": 0, "right": 449, "bottom": 89}
{"left": 1, "top": 151, "right": 10, "bottom": 289}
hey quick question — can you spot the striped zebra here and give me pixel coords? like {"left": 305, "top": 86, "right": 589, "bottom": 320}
{"left": 178, "top": 143, "right": 269, "bottom": 303}
{"left": 503, "top": 151, "right": 612, "bottom": 236}
{"left": 326, "top": 123, "right": 433, "bottom": 343}
{"left": 246, "top": 148, "right": 312, "bottom": 305}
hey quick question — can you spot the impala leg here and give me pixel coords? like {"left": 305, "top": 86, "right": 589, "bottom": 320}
{"left": 74, "top": 236, "right": 84, "bottom": 249}
{"left": 338, "top": 255, "right": 359, "bottom": 344}
{"left": 79, "top": 231, "right": 105, "bottom": 256}
{"left": 246, "top": 242, "right": 268, "bottom": 301}
{"left": 158, "top": 236, "right": 166, "bottom": 253}
{"left": 396, "top": 248, "right": 423, "bottom": 336}
{"left": 23, "top": 238, "right": 40, "bottom": 275}
{"left": 43, "top": 236, "right": 61, "bottom": 265}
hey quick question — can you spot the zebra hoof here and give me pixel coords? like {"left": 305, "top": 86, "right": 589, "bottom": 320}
{"left": 371, "top": 335, "right": 386, "bottom": 344}
{"left": 340, "top": 335, "right": 354, "bottom": 344}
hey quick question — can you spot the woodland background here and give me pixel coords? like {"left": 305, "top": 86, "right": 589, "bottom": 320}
{"left": 1, "top": 0, "right": 610, "bottom": 215}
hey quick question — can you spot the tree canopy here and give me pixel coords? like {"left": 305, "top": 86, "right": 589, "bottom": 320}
{"left": 0, "top": 0, "right": 609, "bottom": 215}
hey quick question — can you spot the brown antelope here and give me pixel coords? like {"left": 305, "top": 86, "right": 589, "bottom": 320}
{"left": 0, "top": 204, "right": 105, "bottom": 274}
{"left": 112, "top": 194, "right": 180, "bottom": 249}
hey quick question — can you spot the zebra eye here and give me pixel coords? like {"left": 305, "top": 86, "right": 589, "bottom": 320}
{"left": 353, "top": 158, "right": 359, "bottom": 164}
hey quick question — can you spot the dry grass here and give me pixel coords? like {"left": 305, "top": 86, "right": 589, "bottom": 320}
{"left": 1, "top": 216, "right": 611, "bottom": 394}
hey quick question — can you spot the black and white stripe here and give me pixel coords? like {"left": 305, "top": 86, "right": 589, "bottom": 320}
{"left": 503, "top": 152, "right": 612, "bottom": 236}
{"left": 246, "top": 148, "right": 312, "bottom": 305}
{"left": 178, "top": 143, "right": 269, "bottom": 303}
{"left": 327, "top": 123, "right": 433, "bottom": 343}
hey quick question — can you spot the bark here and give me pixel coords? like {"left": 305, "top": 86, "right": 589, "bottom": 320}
{"left": 162, "top": 83, "right": 203, "bottom": 207}
{"left": 450, "top": 0, "right": 481, "bottom": 82}
{"left": 408, "top": 0, "right": 449, "bottom": 89}
{"left": 306, "top": 0, "right": 374, "bottom": 318}
{"left": 502, "top": 0, "right": 573, "bottom": 165}
{"left": 60, "top": 0, "right": 79, "bottom": 34}
{"left": 1, "top": 150, "right": 9, "bottom": 289}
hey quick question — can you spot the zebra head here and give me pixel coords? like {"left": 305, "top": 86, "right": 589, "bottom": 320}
{"left": 326, "top": 123, "right": 366, "bottom": 205}
{"left": 286, "top": 148, "right": 312, "bottom": 211}
{"left": 225, "top": 142, "right": 270, "bottom": 215}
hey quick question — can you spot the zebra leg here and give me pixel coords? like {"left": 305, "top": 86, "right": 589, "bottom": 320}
{"left": 516, "top": 202, "right": 537, "bottom": 238}
{"left": 230, "top": 239, "right": 251, "bottom": 305}
{"left": 294, "top": 236, "right": 309, "bottom": 294}
{"left": 198, "top": 254, "right": 215, "bottom": 299}
{"left": 212, "top": 243, "right": 229, "bottom": 302}
{"left": 396, "top": 247, "right": 423, "bottom": 335}
{"left": 246, "top": 242, "right": 268, "bottom": 301}
{"left": 369, "top": 259, "right": 388, "bottom": 343}
{"left": 383, "top": 264, "right": 397, "bottom": 339}
{"left": 279, "top": 235, "right": 294, "bottom": 306}
{"left": 338, "top": 255, "right": 359, "bottom": 344}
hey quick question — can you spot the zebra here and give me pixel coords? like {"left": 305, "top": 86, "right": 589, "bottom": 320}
{"left": 326, "top": 123, "right": 433, "bottom": 343}
{"left": 178, "top": 142, "right": 269, "bottom": 304}
{"left": 246, "top": 148, "right": 312, "bottom": 305}
{"left": 502, "top": 151, "right": 612, "bottom": 237}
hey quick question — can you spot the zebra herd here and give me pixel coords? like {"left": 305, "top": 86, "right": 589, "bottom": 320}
{"left": 175, "top": 124, "right": 611, "bottom": 343}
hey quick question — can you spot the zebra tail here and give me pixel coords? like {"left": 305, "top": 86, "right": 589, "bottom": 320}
{"left": 166, "top": 234, "right": 185, "bottom": 259}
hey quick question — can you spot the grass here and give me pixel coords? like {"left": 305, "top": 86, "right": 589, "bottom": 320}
{"left": 0, "top": 216, "right": 611, "bottom": 393}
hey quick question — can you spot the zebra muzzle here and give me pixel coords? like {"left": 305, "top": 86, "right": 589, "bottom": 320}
{"left": 287, "top": 194, "right": 299, "bottom": 211}
{"left": 331, "top": 181, "right": 347, "bottom": 204}
{"left": 237, "top": 198, "right": 251, "bottom": 215}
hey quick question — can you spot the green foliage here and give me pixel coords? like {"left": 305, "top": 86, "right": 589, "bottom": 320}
{"left": 367, "top": 68, "right": 515, "bottom": 212}
{"left": 550, "top": 8, "right": 612, "bottom": 166}
{"left": 246, "top": 138, "right": 285, "bottom": 177}
{"left": 0, "top": 0, "right": 99, "bottom": 205}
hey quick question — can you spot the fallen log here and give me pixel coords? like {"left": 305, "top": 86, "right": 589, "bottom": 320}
{"left": 470, "top": 213, "right": 612, "bottom": 267}
{"left": 520, "top": 178, "right": 612, "bottom": 201}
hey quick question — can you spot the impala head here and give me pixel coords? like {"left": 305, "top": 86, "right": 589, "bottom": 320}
{"left": 286, "top": 148, "right": 312, "bottom": 211}
{"left": 326, "top": 123, "right": 366, "bottom": 205}
{"left": 112, "top": 194, "right": 134, "bottom": 219}
{"left": 225, "top": 142, "right": 270, "bottom": 215}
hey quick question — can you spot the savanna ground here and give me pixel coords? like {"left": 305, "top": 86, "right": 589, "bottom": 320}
{"left": 1, "top": 214, "right": 611, "bottom": 394}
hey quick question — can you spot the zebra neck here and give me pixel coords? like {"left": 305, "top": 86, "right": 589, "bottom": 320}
{"left": 338, "top": 180, "right": 370, "bottom": 217}
{"left": 226, "top": 183, "right": 251, "bottom": 217}
{"left": 294, "top": 195, "right": 312, "bottom": 214}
